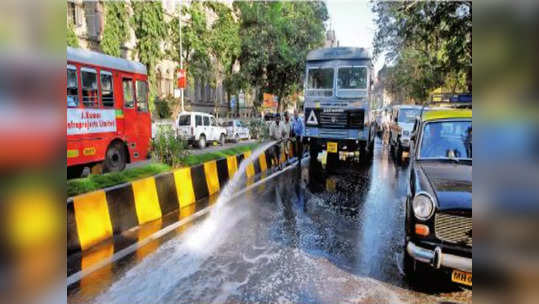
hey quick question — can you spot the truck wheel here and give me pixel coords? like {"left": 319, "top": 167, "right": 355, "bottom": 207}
{"left": 103, "top": 141, "right": 126, "bottom": 173}
{"left": 198, "top": 135, "right": 206, "bottom": 149}
{"left": 220, "top": 133, "right": 226, "bottom": 146}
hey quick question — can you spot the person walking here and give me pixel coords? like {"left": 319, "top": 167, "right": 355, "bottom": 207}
{"left": 269, "top": 115, "right": 285, "bottom": 169}
{"left": 291, "top": 109, "right": 304, "bottom": 160}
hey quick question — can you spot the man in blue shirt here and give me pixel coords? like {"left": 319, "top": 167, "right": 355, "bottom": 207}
{"left": 291, "top": 109, "right": 304, "bottom": 160}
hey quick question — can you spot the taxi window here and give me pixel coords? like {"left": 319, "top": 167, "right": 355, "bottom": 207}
{"left": 419, "top": 121, "right": 472, "bottom": 159}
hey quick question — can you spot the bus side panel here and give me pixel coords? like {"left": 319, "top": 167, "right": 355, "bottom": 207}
{"left": 67, "top": 133, "right": 114, "bottom": 167}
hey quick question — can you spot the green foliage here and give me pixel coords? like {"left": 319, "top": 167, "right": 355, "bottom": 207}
{"left": 101, "top": 1, "right": 129, "bottom": 57}
{"left": 372, "top": 1, "right": 472, "bottom": 102}
{"left": 67, "top": 22, "right": 79, "bottom": 48}
{"left": 154, "top": 95, "right": 177, "bottom": 119}
{"left": 235, "top": 1, "right": 328, "bottom": 110}
{"left": 181, "top": 143, "right": 258, "bottom": 166}
{"left": 169, "top": 1, "right": 243, "bottom": 94}
{"left": 151, "top": 125, "right": 189, "bottom": 168}
{"left": 131, "top": 1, "right": 167, "bottom": 71}
{"left": 67, "top": 163, "right": 171, "bottom": 197}
{"left": 246, "top": 118, "right": 269, "bottom": 140}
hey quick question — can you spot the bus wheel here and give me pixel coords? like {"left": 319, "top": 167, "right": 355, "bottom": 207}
{"left": 104, "top": 141, "right": 126, "bottom": 173}
{"left": 198, "top": 135, "right": 206, "bottom": 149}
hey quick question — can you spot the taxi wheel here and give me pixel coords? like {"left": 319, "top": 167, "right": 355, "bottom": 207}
{"left": 103, "top": 141, "right": 126, "bottom": 173}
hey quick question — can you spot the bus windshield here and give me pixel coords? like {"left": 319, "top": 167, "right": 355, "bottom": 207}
{"left": 337, "top": 67, "right": 367, "bottom": 89}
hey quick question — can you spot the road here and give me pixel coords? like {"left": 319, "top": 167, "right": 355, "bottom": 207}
{"left": 68, "top": 138, "right": 471, "bottom": 304}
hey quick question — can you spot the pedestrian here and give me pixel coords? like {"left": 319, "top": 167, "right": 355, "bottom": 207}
{"left": 269, "top": 114, "right": 285, "bottom": 169}
{"left": 291, "top": 109, "right": 304, "bottom": 160}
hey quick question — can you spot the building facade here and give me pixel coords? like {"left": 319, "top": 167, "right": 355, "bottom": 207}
{"left": 67, "top": 0, "right": 254, "bottom": 120}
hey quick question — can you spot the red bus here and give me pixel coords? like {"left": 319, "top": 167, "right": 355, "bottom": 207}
{"left": 67, "top": 47, "right": 151, "bottom": 177}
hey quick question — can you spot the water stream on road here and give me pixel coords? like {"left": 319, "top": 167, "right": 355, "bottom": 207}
{"left": 184, "top": 140, "right": 277, "bottom": 252}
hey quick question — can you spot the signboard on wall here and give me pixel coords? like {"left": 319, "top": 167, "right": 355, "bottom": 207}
{"left": 177, "top": 68, "right": 186, "bottom": 88}
{"left": 67, "top": 109, "right": 116, "bottom": 135}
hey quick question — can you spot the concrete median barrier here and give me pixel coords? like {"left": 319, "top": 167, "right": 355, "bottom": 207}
{"left": 67, "top": 142, "right": 297, "bottom": 254}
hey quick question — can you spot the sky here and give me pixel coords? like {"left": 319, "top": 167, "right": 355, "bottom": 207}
{"left": 324, "top": 0, "right": 385, "bottom": 74}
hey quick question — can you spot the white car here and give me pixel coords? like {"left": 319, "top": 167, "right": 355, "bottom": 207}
{"left": 176, "top": 112, "right": 227, "bottom": 148}
{"left": 223, "top": 119, "right": 250, "bottom": 142}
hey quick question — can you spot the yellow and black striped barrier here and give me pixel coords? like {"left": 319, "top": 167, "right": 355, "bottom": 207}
{"left": 67, "top": 142, "right": 296, "bottom": 253}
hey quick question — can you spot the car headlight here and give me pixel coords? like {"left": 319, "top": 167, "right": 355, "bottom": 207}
{"left": 412, "top": 193, "right": 434, "bottom": 220}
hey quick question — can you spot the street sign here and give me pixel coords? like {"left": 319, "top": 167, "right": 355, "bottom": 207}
{"left": 177, "top": 68, "right": 186, "bottom": 88}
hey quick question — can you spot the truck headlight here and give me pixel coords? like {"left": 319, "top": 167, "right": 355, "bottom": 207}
{"left": 412, "top": 193, "right": 434, "bottom": 220}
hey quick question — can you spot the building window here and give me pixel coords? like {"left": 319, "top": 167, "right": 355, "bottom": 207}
{"left": 84, "top": 1, "right": 102, "bottom": 39}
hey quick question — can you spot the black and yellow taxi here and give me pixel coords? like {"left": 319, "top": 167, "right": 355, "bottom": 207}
{"left": 403, "top": 108, "right": 472, "bottom": 287}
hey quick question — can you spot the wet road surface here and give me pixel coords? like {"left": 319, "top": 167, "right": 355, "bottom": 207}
{"left": 68, "top": 138, "right": 472, "bottom": 303}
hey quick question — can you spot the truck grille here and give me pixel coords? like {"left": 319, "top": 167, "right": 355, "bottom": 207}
{"left": 348, "top": 111, "right": 364, "bottom": 128}
{"left": 320, "top": 112, "right": 347, "bottom": 128}
{"left": 435, "top": 213, "right": 472, "bottom": 247}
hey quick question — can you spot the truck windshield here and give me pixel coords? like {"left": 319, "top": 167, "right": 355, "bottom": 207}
{"left": 337, "top": 67, "right": 367, "bottom": 89}
{"left": 307, "top": 68, "right": 334, "bottom": 90}
{"left": 399, "top": 109, "right": 421, "bottom": 123}
{"left": 419, "top": 121, "right": 472, "bottom": 159}
{"left": 178, "top": 115, "right": 191, "bottom": 126}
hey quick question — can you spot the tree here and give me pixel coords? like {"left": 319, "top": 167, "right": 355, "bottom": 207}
{"left": 67, "top": 22, "right": 79, "bottom": 48}
{"left": 372, "top": 1, "right": 471, "bottom": 102}
{"left": 235, "top": 1, "right": 328, "bottom": 111}
{"left": 101, "top": 1, "right": 129, "bottom": 57}
{"left": 131, "top": 1, "right": 167, "bottom": 112}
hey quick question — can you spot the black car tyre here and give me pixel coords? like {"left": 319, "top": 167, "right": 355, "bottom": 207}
{"left": 103, "top": 141, "right": 126, "bottom": 173}
{"left": 198, "top": 135, "right": 206, "bottom": 149}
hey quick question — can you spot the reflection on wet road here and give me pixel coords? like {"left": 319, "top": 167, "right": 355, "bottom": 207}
{"left": 68, "top": 138, "right": 471, "bottom": 304}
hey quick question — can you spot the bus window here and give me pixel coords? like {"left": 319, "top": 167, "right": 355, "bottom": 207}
{"left": 67, "top": 65, "right": 78, "bottom": 107}
{"left": 81, "top": 67, "right": 98, "bottom": 107}
{"left": 136, "top": 80, "right": 148, "bottom": 112}
{"left": 195, "top": 115, "right": 202, "bottom": 126}
{"left": 122, "top": 78, "right": 134, "bottom": 108}
{"left": 100, "top": 71, "right": 114, "bottom": 107}
{"left": 203, "top": 116, "right": 210, "bottom": 126}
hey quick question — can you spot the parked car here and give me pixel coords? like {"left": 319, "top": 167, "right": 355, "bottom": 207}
{"left": 176, "top": 112, "right": 227, "bottom": 148}
{"left": 223, "top": 119, "right": 250, "bottom": 142}
{"left": 389, "top": 105, "right": 422, "bottom": 164}
{"left": 403, "top": 108, "right": 472, "bottom": 287}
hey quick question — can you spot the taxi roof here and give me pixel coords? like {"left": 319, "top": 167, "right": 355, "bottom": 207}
{"left": 422, "top": 109, "right": 472, "bottom": 121}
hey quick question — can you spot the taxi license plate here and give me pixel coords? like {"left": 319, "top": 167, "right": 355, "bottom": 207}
{"left": 327, "top": 142, "right": 338, "bottom": 153}
{"left": 451, "top": 270, "right": 472, "bottom": 286}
